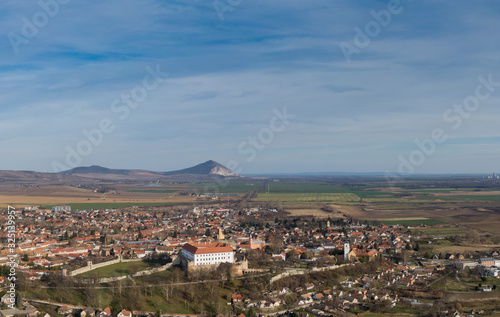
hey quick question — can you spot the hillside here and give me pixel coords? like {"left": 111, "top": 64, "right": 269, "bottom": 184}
{"left": 0, "top": 160, "right": 240, "bottom": 184}
{"left": 160, "top": 160, "right": 238, "bottom": 177}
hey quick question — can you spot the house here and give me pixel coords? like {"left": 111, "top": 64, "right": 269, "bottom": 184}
{"left": 340, "top": 281, "right": 355, "bottom": 288}
{"left": 481, "top": 267, "right": 499, "bottom": 278}
{"left": 480, "top": 285, "right": 493, "bottom": 292}
{"left": 298, "top": 294, "right": 313, "bottom": 305}
{"left": 452, "top": 310, "right": 464, "bottom": 317}
{"left": 0, "top": 294, "right": 15, "bottom": 306}
{"left": 396, "top": 278, "right": 414, "bottom": 287}
{"left": 98, "top": 308, "right": 111, "bottom": 317}
{"left": 57, "top": 306, "right": 73, "bottom": 315}
{"left": 249, "top": 236, "right": 266, "bottom": 250}
{"left": 305, "top": 283, "right": 314, "bottom": 290}
{"left": 80, "top": 308, "right": 95, "bottom": 317}
{"left": 480, "top": 258, "right": 495, "bottom": 267}
{"left": 117, "top": 310, "right": 132, "bottom": 317}
{"left": 348, "top": 248, "right": 378, "bottom": 261}
{"left": 269, "top": 298, "right": 281, "bottom": 307}
{"left": 271, "top": 253, "right": 286, "bottom": 261}
{"left": 350, "top": 291, "right": 367, "bottom": 302}
{"left": 231, "top": 294, "right": 242, "bottom": 303}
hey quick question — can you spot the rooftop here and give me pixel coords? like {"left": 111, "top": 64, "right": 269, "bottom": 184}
{"left": 182, "top": 242, "right": 233, "bottom": 255}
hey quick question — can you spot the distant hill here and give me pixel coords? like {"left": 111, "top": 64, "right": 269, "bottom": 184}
{"left": 161, "top": 160, "right": 238, "bottom": 177}
{"left": 0, "top": 160, "right": 240, "bottom": 184}
{"left": 60, "top": 165, "right": 137, "bottom": 175}
{"left": 59, "top": 160, "right": 239, "bottom": 180}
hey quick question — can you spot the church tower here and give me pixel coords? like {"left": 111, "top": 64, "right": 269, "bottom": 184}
{"left": 344, "top": 242, "right": 350, "bottom": 261}
{"left": 217, "top": 228, "right": 225, "bottom": 240}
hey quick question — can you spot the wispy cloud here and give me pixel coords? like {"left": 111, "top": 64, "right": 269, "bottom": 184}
{"left": 0, "top": 0, "right": 499, "bottom": 173}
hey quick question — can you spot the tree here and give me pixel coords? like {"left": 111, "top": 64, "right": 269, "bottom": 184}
{"left": 15, "top": 292, "right": 22, "bottom": 308}
{"left": 276, "top": 200, "right": 283, "bottom": 212}
{"left": 465, "top": 230, "right": 480, "bottom": 244}
{"left": 22, "top": 254, "right": 29, "bottom": 262}
{"left": 247, "top": 308, "right": 255, "bottom": 317}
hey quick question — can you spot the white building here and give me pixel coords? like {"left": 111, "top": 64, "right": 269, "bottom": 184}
{"left": 181, "top": 242, "right": 234, "bottom": 266}
{"left": 344, "top": 242, "right": 350, "bottom": 261}
{"left": 52, "top": 205, "right": 71, "bottom": 212}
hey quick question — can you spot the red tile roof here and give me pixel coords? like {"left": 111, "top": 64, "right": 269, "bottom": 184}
{"left": 182, "top": 242, "right": 233, "bottom": 255}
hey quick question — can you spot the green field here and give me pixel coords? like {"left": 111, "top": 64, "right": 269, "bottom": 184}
{"left": 412, "top": 227, "right": 464, "bottom": 238}
{"left": 255, "top": 193, "right": 360, "bottom": 204}
{"left": 188, "top": 182, "right": 261, "bottom": 193}
{"left": 264, "top": 182, "right": 414, "bottom": 199}
{"left": 404, "top": 187, "right": 500, "bottom": 192}
{"left": 416, "top": 195, "right": 500, "bottom": 202}
{"left": 265, "top": 183, "right": 354, "bottom": 193}
{"left": 198, "top": 181, "right": 500, "bottom": 204}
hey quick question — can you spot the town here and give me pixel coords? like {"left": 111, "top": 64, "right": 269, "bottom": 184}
{"left": 1, "top": 200, "right": 499, "bottom": 317}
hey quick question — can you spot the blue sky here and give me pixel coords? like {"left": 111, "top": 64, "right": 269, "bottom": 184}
{"left": 1, "top": 0, "right": 500, "bottom": 174}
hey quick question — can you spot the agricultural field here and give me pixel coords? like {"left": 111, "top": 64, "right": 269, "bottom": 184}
{"left": 2, "top": 175, "right": 500, "bottom": 237}
{"left": 379, "top": 219, "right": 445, "bottom": 226}
{"left": 255, "top": 193, "right": 360, "bottom": 204}
{"left": 248, "top": 178, "right": 500, "bottom": 237}
{"left": 1, "top": 194, "right": 199, "bottom": 210}
{"left": 413, "top": 227, "right": 465, "bottom": 238}
{"left": 0, "top": 182, "right": 244, "bottom": 209}
{"left": 264, "top": 183, "right": 353, "bottom": 193}
{"left": 188, "top": 181, "right": 262, "bottom": 193}
{"left": 49, "top": 202, "right": 182, "bottom": 211}
{"left": 126, "top": 189, "right": 177, "bottom": 194}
